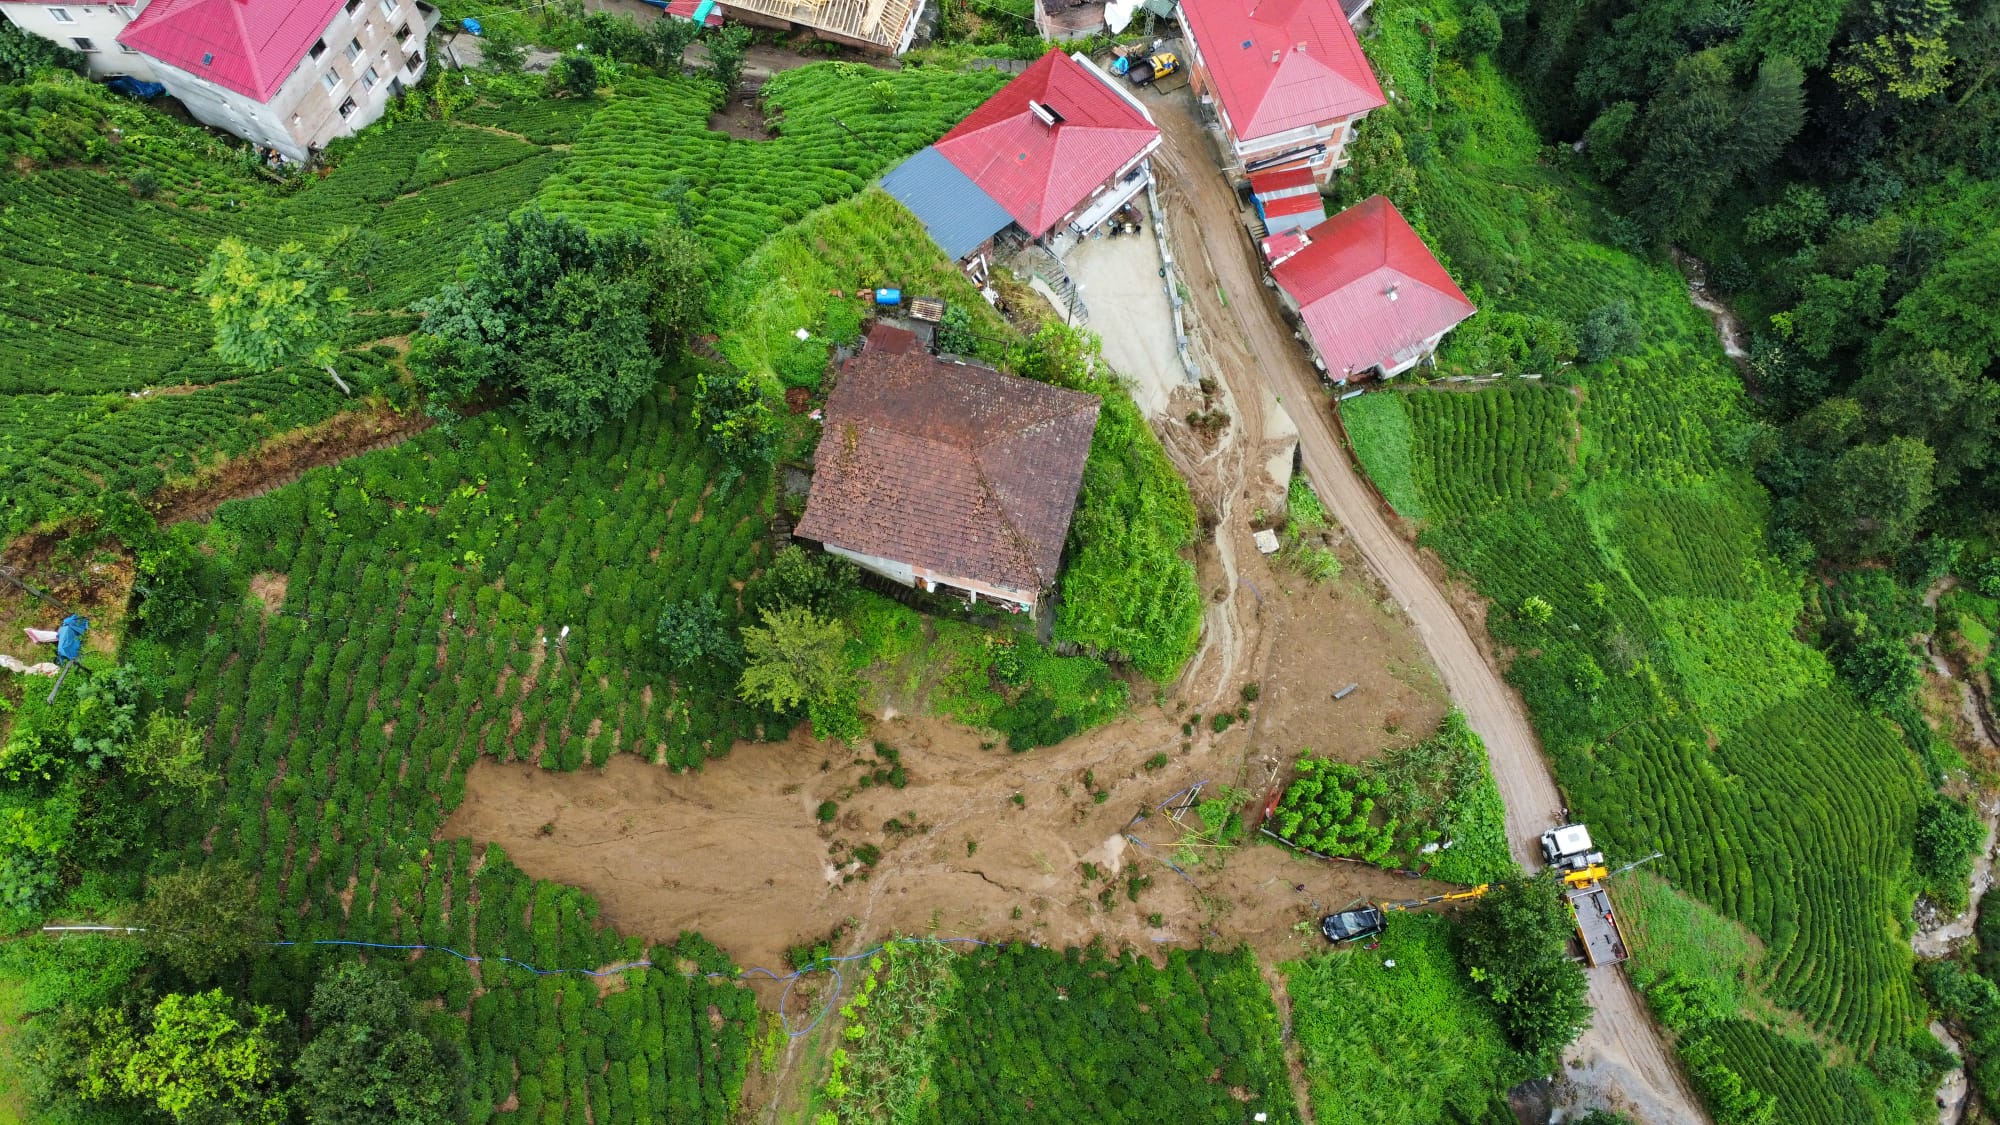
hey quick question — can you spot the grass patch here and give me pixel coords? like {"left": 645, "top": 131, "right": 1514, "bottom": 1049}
{"left": 714, "top": 189, "right": 1010, "bottom": 393}
{"left": 1617, "top": 869, "right": 1759, "bottom": 1013}
{"left": 1283, "top": 913, "right": 1520, "bottom": 1124}
{"left": 1340, "top": 392, "right": 1424, "bottom": 517}
{"left": 847, "top": 592, "right": 1126, "bottom": 750}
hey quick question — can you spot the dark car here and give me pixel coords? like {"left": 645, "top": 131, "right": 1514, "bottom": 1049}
{"left": 1319, "top": 907, "right": 1386, "bottom": 943}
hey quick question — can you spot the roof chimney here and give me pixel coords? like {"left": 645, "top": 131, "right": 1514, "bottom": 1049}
{"left": 1270, "top": 49, "right": 1280, "bottom": 63}
{"left": 1386, "top": 284, "right": 1400, "bottom": 302}
{"left": 1028, "top": 99, "right": 1063, "bottom": 128}
{"left": 1297, "top": 40, "right": 1306, "bottom": 51}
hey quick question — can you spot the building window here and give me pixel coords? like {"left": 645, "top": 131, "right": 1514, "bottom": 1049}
{"left": 344, "top": 37, "right": 361, "bottom": 61}
{"left": 322, "top": 69, "right": 340, "bottom": 92}
{"left": 394, "top": 22, "right": 411, "bottom": 42}
{"left": 382, "top": 0, "right": 398, "bottom": 13}
{"left": 71, "top": 36, "right": 95, "bottom": 51}
{"left": 361, "top": 66, "right": 378, "bottom": 89}
{"left": 47, "top": 8, "right": 73, "bottom": 23}
{"left": 337, "top": 96, "right": 357, "bottom": 118}
{"left": 119, "top": 42, "right": 135, "bottom": 52}
{"left": 405, "top": 49, "right": 422, "bottom": 70}
{"left": 309, "top": 37, "right": 327, "bottom": 61}
{"left": 344, "top": 0, "right": 361, "bottom": 12}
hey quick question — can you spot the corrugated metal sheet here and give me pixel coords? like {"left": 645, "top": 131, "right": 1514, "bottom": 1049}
{"left": 1179, "top": 0, "right": 1384, "bottom": 141}
{"left": 881, "top": 147, "right": 1017, "bottom": 262}
{"left": 1250, "top": 167, "right": 1317, "bottom": 195}
{"left": 932, "top": 50, "right": 1158, "bottom": 238}
{"left": 1272, "top": 195, "right": 1474, "bottom": 377}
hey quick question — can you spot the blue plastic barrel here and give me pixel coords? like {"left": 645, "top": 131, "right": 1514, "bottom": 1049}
{"left": 875, "top": 288, "right": 902, "bottom": 306}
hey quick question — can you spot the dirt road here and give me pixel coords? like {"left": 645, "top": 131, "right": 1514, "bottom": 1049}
{"left": 1143, "top": 89, "right": 1709, "bottom": 1125}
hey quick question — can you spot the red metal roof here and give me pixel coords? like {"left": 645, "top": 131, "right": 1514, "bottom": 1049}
{"left": 117, "top": 0, "right": 346, "bottom": 103}
{"left": 933, "top": 50, "right": 1158, "bottom": 239}
{"left": 1180, "top": 0, "right": 1385, "bottom": 141}
{"left": 1271, "top": 195, "right": 1474, "bottom": 376}
{"left": 664, "top": 0, "right": 726, "bottom": 26}
{"left": 1250, "top": 166, "right": 1316, "bottom": 195}
{"left": 1261, "top": 192, "right": 1323, "bottom": 217}
{"left": 1260, "top": 228, "right": 1310, "bottom": 266}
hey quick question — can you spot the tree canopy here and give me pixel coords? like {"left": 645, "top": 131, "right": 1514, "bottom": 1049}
{"left": 194, "top": 238, "right": 354, "bottom": 394}
{"left": 410, "top": 208, "right": 709, "bottom": 439}
{"left": 296, "top": 962, "right": 462, "bottom": 1124}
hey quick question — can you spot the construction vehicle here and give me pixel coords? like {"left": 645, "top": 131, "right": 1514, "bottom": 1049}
{"left": 1125, "top": 51, "right": 1179, "bottom": 86}
{"left": 1542, "top": 823, "right": 1628, "bottom": 967}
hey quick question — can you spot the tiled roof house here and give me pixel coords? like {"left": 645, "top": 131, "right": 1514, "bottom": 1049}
{"left": 795, "top": 324, "right": 1101, "bottom": 611}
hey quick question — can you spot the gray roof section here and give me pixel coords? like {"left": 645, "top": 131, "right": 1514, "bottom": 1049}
{"left": 881, "top": 147, "right": 1016, "bottom": 262}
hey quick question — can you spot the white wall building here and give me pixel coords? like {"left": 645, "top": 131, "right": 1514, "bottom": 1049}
{"left": 0, "top": 1, "right": 157, "bottom": 80}
{"left": 110, "top": 0, "right": 437, "bottom": 162}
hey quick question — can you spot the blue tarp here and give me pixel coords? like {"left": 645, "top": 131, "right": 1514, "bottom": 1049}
{"left": 880, "top": 147, "right": 1015, "bottom": 263}
{"left": 56, "top": 615, "right": 87, "bottom": 663}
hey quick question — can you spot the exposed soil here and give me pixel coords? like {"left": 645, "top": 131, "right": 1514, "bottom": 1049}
{"left": 441, "top": 706, "right": 1447, "bottom": 1001}
{"left": 147, "top": 401, "right": 433, "bottom": 526}
{"left": 708, "top": 80, "right": 773, "bottom": 140}
{"left": 247, "top": 572, "right": 289, "bottom": 614}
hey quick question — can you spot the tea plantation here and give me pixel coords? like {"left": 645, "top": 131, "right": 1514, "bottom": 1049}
{"left": 1339, "top": 0, "right": 1947, "bottom": 1119}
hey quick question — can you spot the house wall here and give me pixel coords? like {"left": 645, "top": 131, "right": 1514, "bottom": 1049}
{"left": 825, "top": 543, "right": 1039, "bottom": 611}
{"left": 0, "top": 1, "right": 155, "bottom": 80}
{"left": 147, "top": 0, "right": 436, "bottom": 162}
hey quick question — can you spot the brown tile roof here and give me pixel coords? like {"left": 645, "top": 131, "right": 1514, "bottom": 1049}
{"left": 796, "top": 326, "right": 1101, "bottom": 595}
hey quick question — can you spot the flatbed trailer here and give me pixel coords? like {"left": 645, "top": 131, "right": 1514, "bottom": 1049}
{"left": 1567, "top": 883, "right": 1628, "bottom": 967}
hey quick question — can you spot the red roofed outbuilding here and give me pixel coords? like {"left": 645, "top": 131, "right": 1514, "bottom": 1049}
{"left": 883, "top": 50, "right": 1160, "bottom": 263}
{"left": 104, "top": 0, "right": 438, "bottom": 162}
{"left": 1176, "top": 0, "right": 1385, "bottom": 184}
{"left": 1270, "top": 195, "right": 1475, "bottom": 381}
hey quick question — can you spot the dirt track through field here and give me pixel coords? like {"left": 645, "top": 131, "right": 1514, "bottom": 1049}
{"left": 1143, "top": 89, "right": 1709, "bottom": 1125}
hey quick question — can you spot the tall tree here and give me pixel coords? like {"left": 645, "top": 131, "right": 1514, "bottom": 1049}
{"left": 194, "top": 238, "right": 355, "bottom": 394}
{"left": 134, "top": 862, "right": 271, "bottom": 982}
{"left": 80, "top": 991, "right": 293, "bottom": 1125}
{"left": 1804, "top": 436, "right": 1937, "bottom": 559}
{"left": 297, "top": 962, "right": 461, "bottom": 1124}
{"left": 1623, "top": 51, "right": 1804, "bottom": 242}
{"left": 1454, "top": 872, "right": 1592, "bottom": 1066}
{"left": 1740, "top": 0, "right": 1849, "bottom": 69}
{"left": 410, "top": 209, "right": 673, "bottom": 438}
{"left": 1854, "top": 349, "right": 1999, "bottom": 495}
{"left": 737, "top": 605, "right": 854, "bottom": 716}
{"left": 1831, "top": 0, "right": 1959, "bottom": 107}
